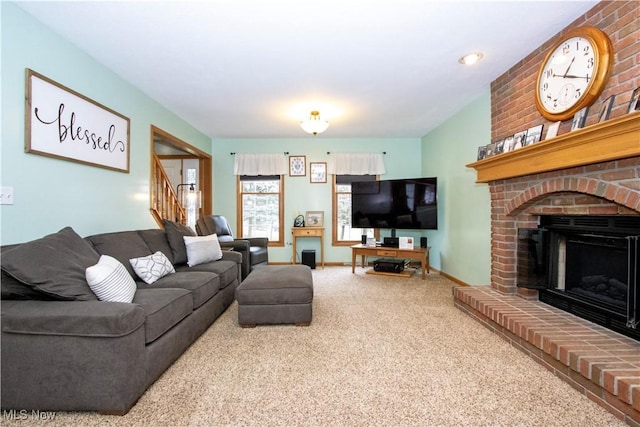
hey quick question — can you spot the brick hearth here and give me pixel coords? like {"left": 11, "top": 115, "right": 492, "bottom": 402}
{"left": 455, "top": 153, "right": 640, "bottom": 425}
{"left": 454, "top": 286, "right": 640, "bottom": 425}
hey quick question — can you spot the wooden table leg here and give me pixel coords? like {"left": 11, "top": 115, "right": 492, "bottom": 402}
{"left": 351, "top": 249, "right": 356, "bottom": 273}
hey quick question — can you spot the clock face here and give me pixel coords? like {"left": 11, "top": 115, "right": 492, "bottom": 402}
{"left": 538, "top": 36, "right": 596, "bottom": 114}
{"left": 535, "top": 27, "right": 613, "bottom": 122}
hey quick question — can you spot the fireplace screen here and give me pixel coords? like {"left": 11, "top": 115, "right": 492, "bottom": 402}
{"left": 562, "top": 234, "right": 628, "bottom": 312}
{"left": 517, "top": 216, "right": 640, "bottom": 341}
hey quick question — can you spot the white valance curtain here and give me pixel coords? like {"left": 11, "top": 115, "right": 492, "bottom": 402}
{"left": 327, "top": 153, "right": 386, "bottom": 175}
{"left": 233, "top": 153, "right": 288, "bottom": 175}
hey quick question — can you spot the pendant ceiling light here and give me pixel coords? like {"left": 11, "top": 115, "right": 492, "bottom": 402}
{"left": 300, "top": 110, "right": 329, "bottom": 135}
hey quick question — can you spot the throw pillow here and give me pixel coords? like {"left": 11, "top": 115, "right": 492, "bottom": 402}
{"left": 183, "top": 234, "right": 223, "bottom": 267}
{"left": 163, "top": 220, "right": 195, "bottom": 265}
{"left": 86, "top": 255, "right": 137, "bottom": 303}
{"left": 129, "top": 251, "right": 175, "bottom": 284}
{"left": 0, "top": 227, "right": 99, "bottom": 301}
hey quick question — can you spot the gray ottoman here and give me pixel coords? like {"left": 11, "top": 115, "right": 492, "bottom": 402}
{"left": 236, "top": 265, "right": 313, "bottom": 327}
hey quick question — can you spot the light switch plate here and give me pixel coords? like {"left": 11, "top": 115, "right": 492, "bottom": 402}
{"left": 0, "top": 187, "right": 14, "bottom": 205}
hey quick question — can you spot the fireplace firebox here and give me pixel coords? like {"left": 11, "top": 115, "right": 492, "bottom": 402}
{"left": 517, "top": 216, "right": 639, "bottom": 341}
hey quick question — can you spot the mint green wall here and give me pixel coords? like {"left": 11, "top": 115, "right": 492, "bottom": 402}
{"left": 0, "top": 3, "right": 211, "bottom": 244}
{"left": 211, "top": 138, "right": 423, "bottom": 263}
{"left": 421, "top": 91, "right": 491, "bottom": 285}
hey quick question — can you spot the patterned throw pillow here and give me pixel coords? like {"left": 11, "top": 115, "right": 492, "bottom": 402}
{"left": 85, "top": 255, "right": 137, "bottom": 303}
{"left": 183, "top": 234, "right": 223, "bottom": 267}
{"left": 129, "top": 251, "right": 175, "bottom": 285}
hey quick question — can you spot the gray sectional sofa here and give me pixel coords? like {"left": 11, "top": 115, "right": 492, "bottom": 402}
{"left": 0, "top": 221, "right": 242, "bottom": 414}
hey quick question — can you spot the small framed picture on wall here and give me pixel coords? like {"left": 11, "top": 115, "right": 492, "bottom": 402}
{"left": 309, "top": 162, "right": 327, "bottom": 183}
{"left": 289, "top": 155, "right": 306, "bottom": 176}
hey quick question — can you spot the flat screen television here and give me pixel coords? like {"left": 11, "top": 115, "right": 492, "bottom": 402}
{"left": 351, "top": 177, "right": 438, "bottom": 230}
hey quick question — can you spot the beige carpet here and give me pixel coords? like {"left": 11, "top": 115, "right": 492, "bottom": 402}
{"left": 6, "top": 267, "right": 625, "bottom": 426}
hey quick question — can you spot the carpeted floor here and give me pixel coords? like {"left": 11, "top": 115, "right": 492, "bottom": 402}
{"left": 6, "top": 267, "right": 626, "bottom": 426}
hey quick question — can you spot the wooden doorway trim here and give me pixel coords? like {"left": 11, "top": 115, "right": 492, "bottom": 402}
{"left": 150, "top": 126, "right": 212, "bottom": 220}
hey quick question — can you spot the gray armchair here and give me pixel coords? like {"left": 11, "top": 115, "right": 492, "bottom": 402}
{"left": 195, "top": 215, "right": 268, "bottom": 280}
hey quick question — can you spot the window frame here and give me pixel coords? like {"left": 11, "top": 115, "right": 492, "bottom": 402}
{"left": 332, "top": 174, "right": 379, "bottom": 246}
{"left": 236, "top": 175, "right": 284, "bottom": 246}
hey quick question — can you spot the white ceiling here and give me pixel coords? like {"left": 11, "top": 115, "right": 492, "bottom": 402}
{"left": 15, "top": 0, "right": 599, "bottom": 139}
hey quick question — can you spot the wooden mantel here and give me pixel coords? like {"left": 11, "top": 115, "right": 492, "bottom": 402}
{"left": 467, "top": 112, "right": 640, "bottom": 183}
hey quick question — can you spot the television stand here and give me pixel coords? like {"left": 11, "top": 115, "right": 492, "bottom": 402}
{"left": 350, "top": 244, "right": 430, "bottom": 280}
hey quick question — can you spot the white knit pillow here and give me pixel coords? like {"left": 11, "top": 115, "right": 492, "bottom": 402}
{"left": 129, "top": 251, "right": 175, "bottom": 284}
{"left": 85, "top": 255, "right": 137, "bottom": 303}
{"left": 183, "top": 234, "right": 223, "bottom": 267}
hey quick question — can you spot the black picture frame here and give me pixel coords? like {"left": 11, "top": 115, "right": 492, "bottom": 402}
{"left": 477, "top": 145, "right": 487, "bottom": 160}
{"left": 503, "top": 136, "right": 515, "bottom": 152}
{"left": 571, "top": 106, "right": 589, "bottom": 131}
{"left": 628, "top": 87, "right": 640, "bottom": 113}
{"left": 598, "top": 95, "right": 615, "bottom": 122}
{"left": 525, "top": 124, "right": 543, "bottom": 146}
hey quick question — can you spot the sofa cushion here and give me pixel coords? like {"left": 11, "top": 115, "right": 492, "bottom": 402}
{"left": 176, "top": 258, "right": 238, "bottom": 289}
{"left": 86, "top": 231, "right": 152, "bottom": 278}
{"left": 86, "top": 255, "right": 137, "bottom": 303}
{"left": 129, "top": 251, "right": 175, "bottom": 285}
{"left": 163, "top": 220, "right": 195, "bottom": 265}
{"left": 132, "top": 288, "right": 193, "bottom": 344}
{"left": 137, "top": 229, "right": 175, "bottom": 264}
{"left": 1, "top": 270, "right": 57, "bottom": 300}
{"left": 1, "top": 227, "right": 99, "bottom": 301}
{"left": 141, "top": 271, "right": 220, "bottom": 309}
{"left": 1, "top": 300, "right": 145, "bottom": 337}
{"left": 183, "top": 234, "right": 223, "bottom": 267}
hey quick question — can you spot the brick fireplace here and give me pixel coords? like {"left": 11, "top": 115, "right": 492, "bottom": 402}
{"left": 453, "top": 2, "right": 640, "bottom": 423}
{"left": 455, "top": 113, "right": 640, "bottom": 424}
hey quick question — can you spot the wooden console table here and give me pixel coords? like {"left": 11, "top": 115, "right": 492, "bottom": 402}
{"left": 291, "top": 227, "right": 324, "bottom": 268}
{"left": 351, "top": 244, "right": 430, "bottom": 280}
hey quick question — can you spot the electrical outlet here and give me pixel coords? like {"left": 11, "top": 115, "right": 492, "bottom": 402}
{"left": 0, "top": 187, "right": 14, "bottom": 205}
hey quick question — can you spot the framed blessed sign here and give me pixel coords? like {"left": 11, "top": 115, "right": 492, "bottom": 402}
{"left": 25, "top": 69, "right": 130, "bottom": 173}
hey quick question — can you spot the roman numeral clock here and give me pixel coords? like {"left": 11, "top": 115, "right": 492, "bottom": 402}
{"left": 535, "top": 26, "right": 614, "bottom": 122}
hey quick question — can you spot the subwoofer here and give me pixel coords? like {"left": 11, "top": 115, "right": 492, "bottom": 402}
{"left": 301, "top": 249, "right": 316, "bottom": 269}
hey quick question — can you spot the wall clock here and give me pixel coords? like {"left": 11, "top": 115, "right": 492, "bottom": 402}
{"left": 289, "top": 155, "right": 306, "bottom": 176}
{"left": 535, "top": 26, "right": 613, "bottom": 122}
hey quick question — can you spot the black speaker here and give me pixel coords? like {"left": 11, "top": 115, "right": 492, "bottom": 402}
{"left": 420, "top": 237, "right": 428, "bottom": 248}
{"left": 301, "top": 249, "right": 316, "bottom": 269}
{"left": 361, "top": 235, "right": 367, "bottom": 244}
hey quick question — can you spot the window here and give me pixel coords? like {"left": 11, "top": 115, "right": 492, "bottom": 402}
{"left": 238, "top": 175, "right": 283, "bottom": 246}
{"left": 332, "top": 175, "right": 376, "bottom": 245}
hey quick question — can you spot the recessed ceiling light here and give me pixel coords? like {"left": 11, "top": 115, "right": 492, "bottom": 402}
{"left": 458, "top": 52, "right": 484, "bottom": 65}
